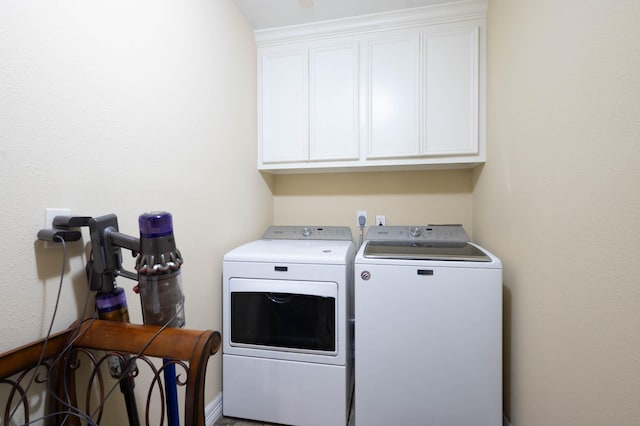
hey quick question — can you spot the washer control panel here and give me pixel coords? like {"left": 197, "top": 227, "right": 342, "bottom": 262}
{"left": 263, "top": 226, "right": 353, "bottom": 241}
{"left": 365, "top": 225, "right": 469, "bottom": 243}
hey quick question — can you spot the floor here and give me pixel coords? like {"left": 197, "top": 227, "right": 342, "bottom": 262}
{"left": 214, "top": 394, "right": 356, "bottom": 426}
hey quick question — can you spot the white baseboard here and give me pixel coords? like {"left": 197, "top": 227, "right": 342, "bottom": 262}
{"left": 504, "top": 413, "right": 512, "bottom": 426}
{"left": 205, "top": 392, "right": 223, "bottom": 426}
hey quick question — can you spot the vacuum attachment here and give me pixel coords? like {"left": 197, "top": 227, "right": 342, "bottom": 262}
{"left": 37, "top": 228, "right": 81, "bottom": 242}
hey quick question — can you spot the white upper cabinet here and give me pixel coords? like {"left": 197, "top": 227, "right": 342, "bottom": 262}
{"left": 260, "top": 47, "right": 308, "bottom": 163}
{"left": 366, "top": 30, "right": 421, "bottom": 159}
{"left": 256, "top": 0, "right": 487, "bottom": 173}
{"left": 309, "top": 41, "right": 359, "bottom": 161}
{"left": 423, "top": 25, "right": 479, "bottom": 156}
{"left": 259, "top": 40, "right": 359, "bottom": 165}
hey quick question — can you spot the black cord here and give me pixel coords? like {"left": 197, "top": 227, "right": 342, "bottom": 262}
{"left": 48, "top": 249, "right": 99, "bottom": 425}
{"left": 45, "top": 313, "right": 99, "bottom": 425}
{"left": 10, "top": 238, "right": 100, "bottom": 426}
{"left": 7, "top": 236, "right": 71, "bottom": 424}
{"left": 45, "top": 318, "right": 101, "bottom": 426}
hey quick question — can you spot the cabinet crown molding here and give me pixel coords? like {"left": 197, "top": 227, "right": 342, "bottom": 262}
{"left": 255, "top": 0, "right": 487, "bottom": 46}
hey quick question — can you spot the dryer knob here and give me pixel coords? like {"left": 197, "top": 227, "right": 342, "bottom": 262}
{"left": 410, "top": 227, "right": 422, "bottom": 237}
{"left": 302, "top": 227, "right": 311, "bottom": 237}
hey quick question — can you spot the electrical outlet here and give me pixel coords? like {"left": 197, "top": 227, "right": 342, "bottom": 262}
{"left": 356, "top": 210, "right": 367, "bottom": 226}
{"left": 44, "top": 208, "right": 71, "bottom": 248}
{"left": 45, "top": 208, "right": 71, "bottom": 229}
{"left": 375, "top": 215, "right": 386, "bottom": 226}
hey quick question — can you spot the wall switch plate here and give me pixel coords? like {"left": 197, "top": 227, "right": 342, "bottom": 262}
{"left": 44, "top": 208, "right": 71, "bottom": 248}
{"left": 375, "top": 215, "right": 386, "bottom": 226}
{"left": 356, "top": 210, "right": 367, "bottom": 226}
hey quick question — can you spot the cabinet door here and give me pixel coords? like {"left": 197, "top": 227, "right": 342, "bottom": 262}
{"left": 366, "top": 33, "right": 420, "bottom": 159}
{"left": 309, "top": 42, "right": 359, "bottom": 161}
{"left": 260, "top": 48, "right": 308, "bottom": 163}
{"left": 423, "top": 25, "right": 479, "bottom": 155}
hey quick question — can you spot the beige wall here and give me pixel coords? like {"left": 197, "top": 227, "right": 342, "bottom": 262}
{"left": 4, "top": 0, "right": 640, "bottom": 424}
{"left": 0, "top": 0, "right": 272, "bottom": 416}
{"left": 474, "top": 0, "right": 640, "bottom": 424}
{"left": 273, "top": 169, "right": 474, "bottom": 241}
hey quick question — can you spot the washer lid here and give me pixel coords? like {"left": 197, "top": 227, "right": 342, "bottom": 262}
{"left": 363, "top": 240, "right": 492, "bottom": 262}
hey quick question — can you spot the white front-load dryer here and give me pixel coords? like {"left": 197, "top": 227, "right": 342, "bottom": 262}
{"left": 223, "top": 226, "right": 355, "bottom": 426}
{"left": 354, "top": 225, "right": 502, "bottom": 426}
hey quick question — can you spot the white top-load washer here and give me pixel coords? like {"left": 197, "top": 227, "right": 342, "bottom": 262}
{"left": 354, "top": 225, "right": 502, "bottom": 426}
{"left": 223, "top": 226, "right": 355, "bottom": 426}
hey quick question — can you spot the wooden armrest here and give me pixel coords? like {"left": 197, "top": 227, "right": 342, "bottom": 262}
{"left": 0, "top": 328, "right": 73, "bottom": 379}
{"left": 72, "top": 319, "right": 221, "bottom": 360}
{"left": 1, "top": 319, "right": 221, "bottom": 426}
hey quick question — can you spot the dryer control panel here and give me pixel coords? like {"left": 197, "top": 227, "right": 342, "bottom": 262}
{"left": 263, "top": 226, "right": 353, "bottom": 241}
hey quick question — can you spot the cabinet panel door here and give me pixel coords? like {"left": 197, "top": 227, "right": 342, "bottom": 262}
{"left": 261, "top": 49, "right": 308, "bottom": 163}
{"left": 423, "top": 26, "right": 479, "bottom": 155}
{"left": 367, "top": 34, "right": 420, "bottom": 158}
{"left": 309, "top": 42, "right": 359, "bottom": 161}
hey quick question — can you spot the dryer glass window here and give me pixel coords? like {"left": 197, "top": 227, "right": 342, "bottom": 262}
{"left": 231, "top": 292, "right": 336, "bottom": 352}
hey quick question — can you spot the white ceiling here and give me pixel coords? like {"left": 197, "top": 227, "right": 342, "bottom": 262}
{"left": 232, "top": 0, "right": 460, "bottom": 30}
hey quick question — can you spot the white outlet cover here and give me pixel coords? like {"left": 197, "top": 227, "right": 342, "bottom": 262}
{"left": 45, "top": 208, "right": 71, "bottom": 229}
{"left": 44, "top": 208, "right": 71, "bottom": 248}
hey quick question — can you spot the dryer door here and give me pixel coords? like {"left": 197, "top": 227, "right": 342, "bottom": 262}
{"left": 227, "top": 278, "right": 338, "bottom": 359}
